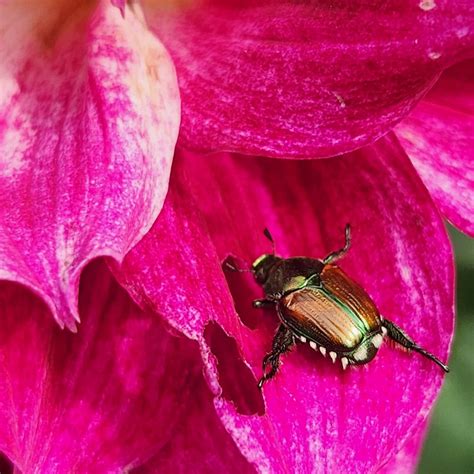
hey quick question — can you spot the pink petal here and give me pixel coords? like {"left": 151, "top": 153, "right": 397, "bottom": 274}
{"left": 0, "top": 1, "right": 180, "bottom": 329}
{"left": 111, "top": 0, "right": 126, "bottom": 17}
{"left": 396, "top": 59, "right": 474, "bottom": 236}
{"left": 380, "top": 421, "right": 429, "bottom": 474}
{"left": 114, "top": 134, "right": 453, "bottom": 472}
{"left": 134, "top": 376, "right": 255, "bottom": 474}
{"left": 145, "top": 1, "right": 474, "bottom": 158}
{"left": 0, "top": 260, "right": 248, "bottom": 472}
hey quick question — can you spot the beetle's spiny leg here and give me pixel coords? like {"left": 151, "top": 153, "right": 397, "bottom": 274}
{"left": 258, "top": 324, "right": 295, "bottom": 388}
{"left": 382, "top": 319, "right": 449, "bottom": 373}
{"left": 323, "top": 223, "right": 351, "bottom": 265}
{"left": 259, "top": 353, "right": 284, "bottom": 388}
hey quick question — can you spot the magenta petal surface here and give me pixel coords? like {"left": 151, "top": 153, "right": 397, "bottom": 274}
{"left": 134, "top": 376, "right": 255, "bottom": 474}
{"left": 396, "top": 60, "right": 474, "bottom": 236}
{"left": 0, "top": 260, "right": 208, "bottom": 472}
{"left": 115, "top": 134, "right": 453, "bottom": 472}
{"left": 145, "top": 1, "right": 474, "bottom": 158}
{"left": 380, "top": 421, "right": 429, "bottom": 474}
{"left": 0, "top": 1, "right": 180, "bottom": 329}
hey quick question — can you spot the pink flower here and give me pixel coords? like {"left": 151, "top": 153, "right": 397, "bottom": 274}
{"left": 0, "top": 0, "right": 472, "bottom": 472}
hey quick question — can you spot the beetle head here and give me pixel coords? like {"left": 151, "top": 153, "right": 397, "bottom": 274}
{"left": 252, "top": 254, "right": 281, "bottom": 284}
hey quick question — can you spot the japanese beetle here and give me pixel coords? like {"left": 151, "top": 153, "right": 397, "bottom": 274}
{"left": 227, "top": 225, "right": 449, "bottom": 388}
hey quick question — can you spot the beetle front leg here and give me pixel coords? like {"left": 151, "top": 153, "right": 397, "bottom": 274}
{"left": 323, "top": 223, "right": 351, "bottom": 264}
{"left": 382, "top": 319, "right": 449, "bottom": 372}
{"left": 258, "top": 324, "right": 295, "bottom": 388}
{"left": 253, "top": 298, "right": 274, "bottom": 308}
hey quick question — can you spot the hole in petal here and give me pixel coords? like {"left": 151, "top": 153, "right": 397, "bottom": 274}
{"left": 204, "top": 321, "right": 265, "bottom": 416}
{"left": 222, "top": 255, "right": 265, "bottom": 330}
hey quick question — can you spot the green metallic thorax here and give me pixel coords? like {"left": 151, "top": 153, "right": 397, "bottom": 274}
{"left": 262, "top": 257, "right": 325, "bottom": 296}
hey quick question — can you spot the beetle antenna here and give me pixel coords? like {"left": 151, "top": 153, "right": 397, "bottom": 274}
{"left": 263, "top": 228, "right": 276, "bottom": 255}
{"left": 223, "top": 257, "right": 251, "bottom": 273}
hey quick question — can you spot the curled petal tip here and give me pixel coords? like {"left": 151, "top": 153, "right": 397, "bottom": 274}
{"left": 0, "top": 0, "right": 179, "bottom": 327}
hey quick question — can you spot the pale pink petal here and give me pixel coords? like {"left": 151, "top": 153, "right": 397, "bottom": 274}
{"left": 114, "top": 134, "right": 453, "bottom": 472}
{"left": 144, "top": 0, "right": 474, "bottom": 158}
{"left": 0, "top": 0, "right": 180, "bottom": 329}
{"left": 0, "top": 260, "right": 245, "bottom": 472}
{"left": 396, "top": 60, "right": 474, "bottom": 236}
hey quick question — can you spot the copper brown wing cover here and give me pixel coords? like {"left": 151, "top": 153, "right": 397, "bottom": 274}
{"left": 278, "top": 264, "right": 381, "bottom": 351}
{"left": 321, "top": 265, "right": 381, "bottom": 330}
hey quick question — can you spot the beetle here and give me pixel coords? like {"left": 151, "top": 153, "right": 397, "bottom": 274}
{"left": 227, "top": 224, "right": 449, "bottom": 388}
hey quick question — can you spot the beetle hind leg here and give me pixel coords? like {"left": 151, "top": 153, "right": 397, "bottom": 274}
{"left": 323, "top": 223, "right": 351, "bottom": 264}
{"left": 382, "top": 319, "right": 449, "bottom": 372}
{"left": 258, "top": 324, "right": 295, "bottom": 388}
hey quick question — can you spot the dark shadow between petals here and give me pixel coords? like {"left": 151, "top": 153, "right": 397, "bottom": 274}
{"left": 0, "top": 452, "right": 13, "bottom": 474}
{"left": 204, "top": 321, "right": 265, "bottom": 416}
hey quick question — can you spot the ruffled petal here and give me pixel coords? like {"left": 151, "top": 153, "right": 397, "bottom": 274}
{"left": 0, "top": 0, "right": 180, "bottom": 329}
{"left": 396, "top": 60, "right": 474, "bottom": 236}
{"left": 114, "top": 134, "right": 453, "bottom": 472}
{"left": 145, "top": 0, "right": 474, "bottom": 157}
{"left": 0, "top": 260, "right": 218, "bottom": 472}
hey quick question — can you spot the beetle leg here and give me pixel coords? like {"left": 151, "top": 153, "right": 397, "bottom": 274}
{"left": 382, "top": 319, "right": 449, "bottom": 372}
{"left": 253, "top": 298, "right": 274, "bottom": 308}
{"left": 258, "top": 324, "right": 295, "bottom": 388}
{"left": 323, "top": 223, "right": 351, "bottom": 264}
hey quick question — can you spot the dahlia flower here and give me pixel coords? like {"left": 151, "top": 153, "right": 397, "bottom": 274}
{"left": 0, "top": 0, "right": 472, "bottom": 472}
